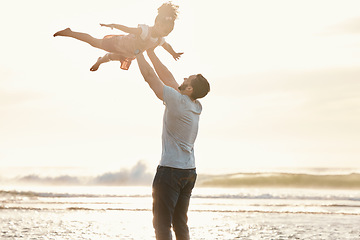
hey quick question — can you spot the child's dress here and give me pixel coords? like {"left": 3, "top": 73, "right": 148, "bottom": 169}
{"left": 101, "top": 24, "right": 166, "bottom": 59}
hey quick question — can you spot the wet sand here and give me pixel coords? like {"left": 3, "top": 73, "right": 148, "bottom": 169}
{"left": 1, "top": 208, "right": 359, "bottom": 239}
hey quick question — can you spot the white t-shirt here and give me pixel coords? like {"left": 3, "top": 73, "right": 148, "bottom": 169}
{"left": 159, "top": 86, "right": 202, "bottom": 169}
{"left": 138, "top": 24, "right": 166, "bottom": 47}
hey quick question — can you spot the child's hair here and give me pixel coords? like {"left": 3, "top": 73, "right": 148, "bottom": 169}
{"left": 191, "top": 74, "right": 210, "bottom": 100}
{"left": 156, "top": 2, "right": 179, "bottom": 23}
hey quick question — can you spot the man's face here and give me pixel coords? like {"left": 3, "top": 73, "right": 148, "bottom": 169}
{"left": 178, "top": 75, "right": 196, "bottom": 92}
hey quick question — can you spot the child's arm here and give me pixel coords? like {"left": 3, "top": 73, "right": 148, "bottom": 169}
{"left": 162, "top": 42, "right": 184, "bottom": 61}
{"left": 100, "top": 23, "right": 141, "bottom": 35}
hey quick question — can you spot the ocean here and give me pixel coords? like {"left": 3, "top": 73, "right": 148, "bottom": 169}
{"left": 1, "top": 168, "right": 360, "bottom": 239}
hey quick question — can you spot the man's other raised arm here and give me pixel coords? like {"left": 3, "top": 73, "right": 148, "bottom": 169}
{"left": 146, "top": 49, "right": 179, "bottom": 91}
{"left": 136, "top": 53, "right": 164, "bottom": 101}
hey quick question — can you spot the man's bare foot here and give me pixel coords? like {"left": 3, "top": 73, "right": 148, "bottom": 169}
{"left": 90, "top": 57, "right": 102, "bottom": 71}
{"left": 53, "top": 28, "right": 72, "bottom": 37}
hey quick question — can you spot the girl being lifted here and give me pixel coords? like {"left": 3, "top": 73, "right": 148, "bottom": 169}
{"left": 54, "top": 2, "right": 182, "bottom": 71}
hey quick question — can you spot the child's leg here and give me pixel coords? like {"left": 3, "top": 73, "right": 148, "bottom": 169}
{"left": 90, "top": 54, "right": 111, "bottom": 72}
{"left": 90, "top": 53, "right": 125, "bottom": 71}
{"left": 54, "top": 28, "right": 103, "bottom": 50}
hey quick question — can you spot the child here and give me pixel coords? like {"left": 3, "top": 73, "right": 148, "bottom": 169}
{"left": 54, "top": 2, "right": 183, "bottom": 71}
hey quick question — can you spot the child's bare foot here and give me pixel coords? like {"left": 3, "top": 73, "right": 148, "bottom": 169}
{"left": 90, "top": 57, "right": 102, "bottom": 71}
{"left": 53, "top": 28, "right": 72, "bottom": 37}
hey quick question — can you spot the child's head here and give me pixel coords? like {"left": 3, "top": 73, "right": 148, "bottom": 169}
{"left": 153, "top": 2, "right": 179, "bottom": 37}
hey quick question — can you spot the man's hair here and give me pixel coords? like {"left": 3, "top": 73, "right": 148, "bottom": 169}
{"left": 191, "top": 74, "right": 210, "bottom": 100}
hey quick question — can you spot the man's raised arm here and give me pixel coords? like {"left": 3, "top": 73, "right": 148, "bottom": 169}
{"left": 146, "top": 49, "right": 179, "bottom": 91}
{"left": 136, "top": 52, "right": 164, "bottom": 101}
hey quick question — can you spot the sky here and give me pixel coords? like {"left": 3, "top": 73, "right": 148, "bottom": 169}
{"left": 0, "top": 0, "right": 360, "bottom": 175}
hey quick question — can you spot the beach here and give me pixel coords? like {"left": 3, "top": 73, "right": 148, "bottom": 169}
{"left": 2, "top": 0, "right": 360, "bottom": 238}
{"left": 1, "top": 208, "right": 360, "bottom": 239}
{"left": 1, "top": 184, "right": 360, "bottom": 239}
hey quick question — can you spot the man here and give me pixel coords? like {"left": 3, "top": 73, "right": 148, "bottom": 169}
{"left": 136, "top": 49, "right": 210, "bottom": 240}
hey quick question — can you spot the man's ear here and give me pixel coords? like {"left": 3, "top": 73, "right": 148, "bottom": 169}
{"left": 186, "top": 86, "right": 193, "bottom": 92}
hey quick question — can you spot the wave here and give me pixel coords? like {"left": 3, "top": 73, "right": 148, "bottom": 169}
{"left": 197, "top": 172, "right": 360, "bottom": 189}
{"left": 7, "top": 161, "right": 153, "bottom": 186}
{"left": 2, "top": 188, "right": 360, "bottom": 216}
{"left": 192, "top": 193, "right": 360, "bottom": 202}
{"left": 0, "top": 190, "right": 149, "bottom": 198}
{"left": 1, "top": 189, "right": 360, "bottom": 202}
{"left": 1, "top": 206, "right": 359, "bottom": 216}
{"left": 3, "top": 164, "right": 360, "bottom": 189}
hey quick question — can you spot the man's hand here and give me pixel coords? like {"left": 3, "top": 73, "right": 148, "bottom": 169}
{"left": 100, "top": 23, "right": 113, "bottom": 30}
{"left": 146, "top": 46, "right": 157, "bottom": 54}
{"left": 172, "top": 52, "right": 184, "bottom": 61}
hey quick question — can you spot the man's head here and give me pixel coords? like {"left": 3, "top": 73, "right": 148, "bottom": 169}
{"left": 178, "top": 74, "right": 210, "bottom": 100}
